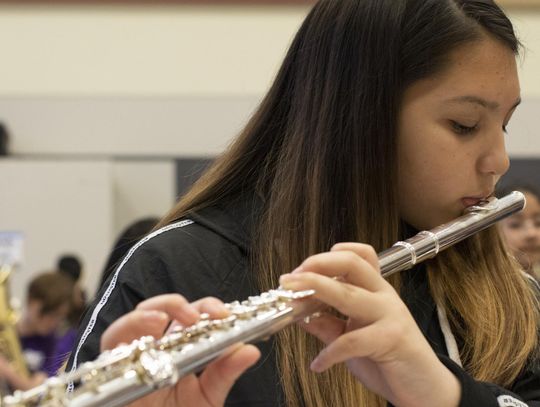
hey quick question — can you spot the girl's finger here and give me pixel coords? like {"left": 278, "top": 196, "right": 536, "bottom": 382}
{"left": 135, "top": 293, "right": 200, "bottom": 326}
{"left": 280, "top": 271, "right": 383, "bottom": 323}
{"left": 136, "top": 294, "right": 230, "bottom": 326}
{"left": 299, "top": 313, "right": 346, "bottom": 344}
{"left": 299, "top": 251, "right": 386, "bottom": 292}
{"left": 101, "top": 309, "right": 169, "bottom": 350}
{"left": 192, "top": 297, "right": 231, "bottom": 319}
{"left": 165, "top": 297, "right": 231, "bottom": 334}
{"left": 197, "top": 344, "right": 261, "bottom": 407}
{"left": 104, "top": 295, "right": 231, "bottom": 351}
{"left": 310, "top": 324, "right": 383, "bottom": 372}
{"left": 331, "top": 243, "right": 380, "bottom": 271}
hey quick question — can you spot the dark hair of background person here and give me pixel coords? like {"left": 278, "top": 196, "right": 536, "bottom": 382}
{"left": 0, "top": 123, "right": 9, "bottom": 156}
{"left": 156, "top": 1, "right": 535, "bottom": 406}
{"left": 56, "top": 255, "right": 86, "bottom": 327}
{"left": 57, "top": 255, "right": 82, "bottom": 282}
{"left": 27, "top": 272, "right": 74, "bottom": 316}
{"left": 99, "top": 217, "right": 159, "bottom": 289}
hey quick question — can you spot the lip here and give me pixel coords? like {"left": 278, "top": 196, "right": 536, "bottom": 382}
{"left": 461, "top": 192, "right": 494, "bottom": 208}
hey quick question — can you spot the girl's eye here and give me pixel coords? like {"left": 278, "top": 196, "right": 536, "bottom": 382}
{"left": 507, "top": 221, "right": 524, "bottom": 230}
{"left": 451, "top": 121, "right": 478, "bottom": 135}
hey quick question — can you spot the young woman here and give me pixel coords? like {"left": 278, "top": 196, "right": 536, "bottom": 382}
{"left": 500, "top": 186, "right": 540, "bottom": 279}
{"left": 67, "top": 0, "right": 540, "bottom": 406}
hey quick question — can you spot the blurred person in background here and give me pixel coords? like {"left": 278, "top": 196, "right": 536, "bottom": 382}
{"left": 57, "top": 255, "right": 82, "bottom": 284}
{"left": 57, "top": 254, "right": 87, "bottom": 325}
{"left": 0, "top": 123, "right": 9, "bottom": 156}
{"left": 55, "top": 255, "right": 87, "bottom": 365}
{"left": 0, "top": 271, "right": 73, "bottom": 390}
{"left": 500, "top": 186, "right": 540, "bottom": 280}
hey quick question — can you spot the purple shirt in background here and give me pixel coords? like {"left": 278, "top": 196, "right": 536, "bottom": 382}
{"left": 54, "top": 329, "right": 77, "bottom": 372}
{"left": 20, "top": 333, "right": 57, "bottom": 377}
{"left": 20, "top": 329, "right": 77, "bottom": 377}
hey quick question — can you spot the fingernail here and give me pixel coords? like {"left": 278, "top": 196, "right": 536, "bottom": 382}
{"left": 280, "top": 274, "right": 302, "bottom": 290}
{"left": 142, "top": 310, "right": 168, "bottom": 323}
{"left": 184, "top": 305, "right": 200, "bottom": 319}
{"left": 291, "top": 266, "right": 304, "bottom": 274}
{"left": 310, "top": 357, "right": 323, "bottom": 373}
{"left": 208, "top": 304, "right": 229, "bottom": 318}
{"left": 280, "top": 273, "right": 299, "bottom": 283}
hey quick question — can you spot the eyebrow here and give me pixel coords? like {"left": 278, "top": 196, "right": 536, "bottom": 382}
{"left": 444, "top": 95, "right": 521, "bottom": 111}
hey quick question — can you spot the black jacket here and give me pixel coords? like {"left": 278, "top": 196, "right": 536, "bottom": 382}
{"left": 67, "top": 199, "right": 540, "bottom": 406}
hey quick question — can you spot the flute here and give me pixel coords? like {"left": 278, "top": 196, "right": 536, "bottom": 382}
{"left": 1, "top": 191, "right": 525, "bottom": 407}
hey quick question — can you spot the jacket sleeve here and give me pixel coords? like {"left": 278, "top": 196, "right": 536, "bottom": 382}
{"left": 439, "top": 354, "right": 540, "bottom": 407}
{"left": 64, "top": 246, "right": 174, "bottom": 372}
{"left": 65, "top": 220, "right": 247, "bottom": 374}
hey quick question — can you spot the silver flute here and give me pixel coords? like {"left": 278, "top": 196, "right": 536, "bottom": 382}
{"left": 1, "top": 191, "right": 525, "bottom": 407}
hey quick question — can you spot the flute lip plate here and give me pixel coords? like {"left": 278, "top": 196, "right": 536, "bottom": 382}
{"left": 464, "top": 196, "right": 499, "bottom": 213}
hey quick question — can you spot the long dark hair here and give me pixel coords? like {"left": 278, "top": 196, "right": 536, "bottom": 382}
{"left": 160, "top": 1, "right": 537, "bottom": 405}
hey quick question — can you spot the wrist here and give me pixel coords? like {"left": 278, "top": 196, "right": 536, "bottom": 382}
{"left": 395, "top": 355, "right": 461, "bottom": 407}
{"left": 432, "top": 362, "right": 461, "bottom": 407}
{"left": 402, "top": 360, "right": 461, "bottom": 407}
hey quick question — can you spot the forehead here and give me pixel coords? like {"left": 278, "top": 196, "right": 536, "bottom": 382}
{"left": 403, "top": 37, "right": 520, "bottom": 106}
{"left": 524, "top": 193, "right": 540, "bottom": 211}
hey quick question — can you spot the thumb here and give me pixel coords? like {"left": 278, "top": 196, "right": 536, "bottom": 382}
{"left": 197, "top": 344, "right": 261, "bottom": 407}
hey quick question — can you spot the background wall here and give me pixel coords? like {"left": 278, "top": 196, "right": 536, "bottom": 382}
{"left": 0, "top": 3, "right": 539, "bottom": 300}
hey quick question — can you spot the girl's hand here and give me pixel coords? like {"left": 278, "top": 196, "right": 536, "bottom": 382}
{"left": 100, "top": 294, "right": 261, "bottom": 407}
{"left": 0, "top": 354, "right": 46, "bottom": 391}
{"left": 280, "top": 243, "right": 461, "bottom": 407}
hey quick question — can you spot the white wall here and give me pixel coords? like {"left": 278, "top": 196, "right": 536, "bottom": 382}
{"left": 0, "top": 159, "right": 113, "bottom": 300}
{"left": 0, "top": 5, "right": 307, "bottom": 97}
{"left": 511, "top": 12, "right": 540, "bottom": 98}
{"left": 0, "top": 5, "right": 539, "bottom": 97}
{"left": 112, "top": 160, "right": 176, "bottom": 233}
{"left": 0, "top": 97, "right": 257, "bottom": 156}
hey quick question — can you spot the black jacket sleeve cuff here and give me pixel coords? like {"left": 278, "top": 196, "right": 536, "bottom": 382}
{"left": 438, "top": 354, "right": 530, "bottom": 407}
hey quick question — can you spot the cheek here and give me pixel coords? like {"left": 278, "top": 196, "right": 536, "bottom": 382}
{"left": 398, "top": 143, "right": 457, "bottom": 203}
{"left": 503, "top": 229, "right": 524, "bottom": 246}
{"left": 399, "top": 124, "right": 459, "bottom": 189}
{"left": 40, "top": 317, "right": 58, "bottom": 333}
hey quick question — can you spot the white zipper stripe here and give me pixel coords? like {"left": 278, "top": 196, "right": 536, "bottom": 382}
{"left": 67, "top": 219, "right": 194, "bottom": 392}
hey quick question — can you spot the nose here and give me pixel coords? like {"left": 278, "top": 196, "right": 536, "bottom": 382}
{"left": 477, "top": 129, "right": 510, "bottom": 177}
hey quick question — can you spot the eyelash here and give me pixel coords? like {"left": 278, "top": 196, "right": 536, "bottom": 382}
{"left": 450, "top": 121, "right": 509, "bottom": 135}
{"left": 451, "top": 121, "right": 478, "bottom": 135}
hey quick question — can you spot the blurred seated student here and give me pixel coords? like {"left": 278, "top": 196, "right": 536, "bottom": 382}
{"left": 56, "top": 254, "right": 87, "bottom": 358}
{"left": 57, "top": 254, "right": 87, "bottom": 312}
{"left": 57, "top": 255, "right": 82, "bottom": 283}
{"left": 0, "top": 272, "right": 74, "bottom": 390}
{"left": 500, "top": 186, "right": 540, "bottom": 279}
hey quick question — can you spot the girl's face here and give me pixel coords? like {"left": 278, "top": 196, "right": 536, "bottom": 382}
{"left": 26, "top": 300, "right": 69, "bottom": 336}
{"left": 397, "top": 37, "right": 520, "bottom": 230}
{"left": 501, "top": 191, "right": 540, "bottom": 268}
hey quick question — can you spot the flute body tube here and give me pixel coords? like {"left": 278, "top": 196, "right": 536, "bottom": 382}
{"left": 1, "top": 191, "right": 525, "bottom": 407}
